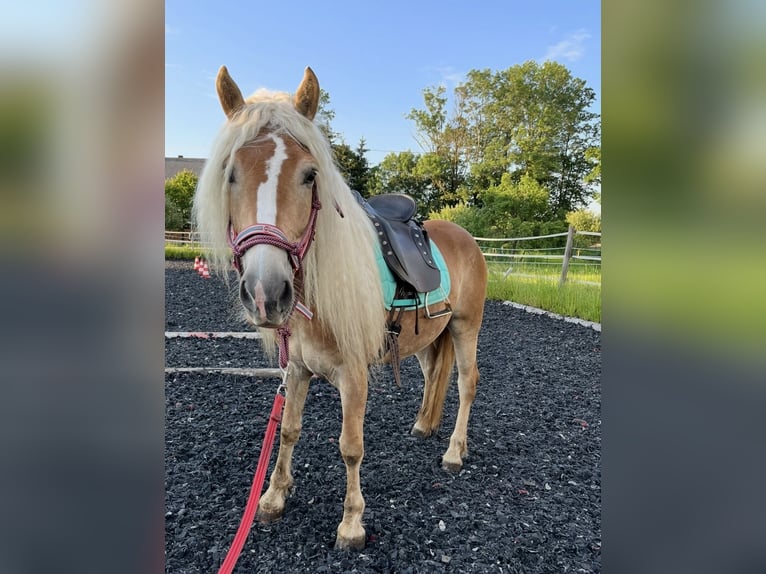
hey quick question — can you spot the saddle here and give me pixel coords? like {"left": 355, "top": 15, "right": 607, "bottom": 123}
{"left": 353, "top": 191, "right": 441, "bottom": 294}
{"left": 353, "top": 191, "right": 451, "bottom": 387}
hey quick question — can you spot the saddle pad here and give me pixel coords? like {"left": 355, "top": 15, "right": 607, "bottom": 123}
{"left": 373, "top": 237, "right": 451, "bottom": 310}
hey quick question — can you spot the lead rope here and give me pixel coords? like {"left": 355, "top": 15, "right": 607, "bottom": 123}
{"left": 217, "top": 372, "right": 287, "bottom": 574}
{"left": 217, "top": 186, "right": 322, "bottom": 573}
{"left": 276, "top": 325, "right": 292, "bottom": 370}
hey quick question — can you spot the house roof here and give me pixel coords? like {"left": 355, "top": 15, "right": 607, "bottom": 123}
{"left": 165, "top": 156, "right": 206, "bottom": 179}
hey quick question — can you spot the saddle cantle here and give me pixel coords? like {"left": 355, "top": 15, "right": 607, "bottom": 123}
{"left": 353, "top": 191, "right": 441, "bottom": 294}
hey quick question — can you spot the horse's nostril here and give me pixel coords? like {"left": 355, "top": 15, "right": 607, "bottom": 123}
{"left": 279, "top": 280, "right": 293, "bottom": 309}
{"left": 239, "top": 279, "right": 250, "bottom": 303}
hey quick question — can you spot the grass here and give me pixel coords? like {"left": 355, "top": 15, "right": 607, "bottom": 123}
{"left": 487, "top": 274, "right": 600, "bottom": 323}
{"left": 485, "top": 261, "right": 601, "bottom": 323}
{"left": 165, "top": 243, "right": 204, "bottom": 260}
{"left": 164, "top": 244, "right": 602, "bottom": 323}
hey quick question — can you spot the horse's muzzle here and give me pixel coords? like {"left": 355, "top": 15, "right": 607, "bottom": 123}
{"left": 239, "top": 271, "right": 294, "bottom": 327}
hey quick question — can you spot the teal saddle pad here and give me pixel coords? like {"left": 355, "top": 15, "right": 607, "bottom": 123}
{"left": 373, "top": 238, "right": 451, "bottom": 310}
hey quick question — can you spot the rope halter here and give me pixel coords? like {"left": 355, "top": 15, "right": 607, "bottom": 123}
{"left": 227, "top": 181, "right": 321, "bottom": 368}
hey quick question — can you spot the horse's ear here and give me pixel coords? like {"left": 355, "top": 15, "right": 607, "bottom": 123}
{"left": 294, "top": 67, "right": 319, "bottom": 121}
{"left": 216, "top": 66, "right": 245, "bottom": 118}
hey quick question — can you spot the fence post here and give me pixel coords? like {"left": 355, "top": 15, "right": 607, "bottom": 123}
{"left": 559, "top": 225, "right": 575, "bottom": 286}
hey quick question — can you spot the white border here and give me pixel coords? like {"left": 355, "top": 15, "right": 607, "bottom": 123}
{"left": 502, "top": 301, "right": 601, "bottom": 332}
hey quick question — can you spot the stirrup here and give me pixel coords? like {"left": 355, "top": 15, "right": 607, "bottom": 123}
{"left": 424, "top": 288, "right": 452, "bottom": 319}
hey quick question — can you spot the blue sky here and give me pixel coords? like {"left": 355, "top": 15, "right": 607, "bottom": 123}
{"left": 166, "top": 0, "right": 600, "bottom": 166}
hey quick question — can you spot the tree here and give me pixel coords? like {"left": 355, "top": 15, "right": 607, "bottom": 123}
{"left": 566, "top": 207, "right": 601, "bottom": 248}
{"left": 165, "top": 195, "right": 185, "bottom": 231}
{"left": 333, "top": 138, "right": 371, "bottom": 195}
{"left": 165, "top": 170, "right": 198, "bottom": 230}
{"left": 406, "top": 86, "right": 469, "bottom": 207}
{"left": 408, "top": 61, "right": 600, "bottom": 217}
{"left": 482, "top": 173, "right": 551, "bottom": 223}
{"left": 315, "top": 88, "right": 338, "bottom": 144}
{"left": 315, "top": 89, "right": 374, "bottom": 195}
{"left": 430, "top": 174, "right": 569, "bottom": 241}
{"left": 566, "top": 208, "right": 601, "bottom": 232}
{"left": 584, "top": 146, "right": 601, "bottom": 187}
{"left": 370, "top": 151, "right": 434, "bottom": 214}
{"left": 470, "top": 61, "right": 600, "bottom": 216}
{"left": 584, "top": 146, "right": 601, "bottom": 205}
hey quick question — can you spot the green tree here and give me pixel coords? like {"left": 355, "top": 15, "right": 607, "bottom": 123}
{"left": 316, "top": 89, "right": 374, "bottom": 195}
{"left": 165, "top": 195, "right": 185, "bottom": 231}
{"left": 481, "top": 173, "right": 551, "bottom": 222}
{"left": 333, "top": 138, "right": 371, "bottom": 195}
{"left": 566, "top": 208, "right": 601, "bottom": 232}
{"left": 165, "top": 170, "right": 198, "bottom": 230}
{"left": 471, "top": 61, "right": 599, "bottom": 215}
{"left": 409, "top": 61, "right": 600, "bottom": 217}
{"left": 584, "top": 146, "right": 601, "bottom": 205}
{"left": 315, "top": 88, "right": 338, "bottom": 144}
{"left": 369, "top": 151, "right": 436, "bottom": 216}
{"left": 566, "top": 207, "right": 601, "bottom": 249}
{"left": 428, "top": 202, "right": 485, "bottom": 234}
{"left": 430, "top": 173, "right": 571, "bottom": 242}
{"left": 584, "top": 146, "right": 601, "bottom": 187}
{"left": 406, "top": 86, "right": 469, "bottom": 207}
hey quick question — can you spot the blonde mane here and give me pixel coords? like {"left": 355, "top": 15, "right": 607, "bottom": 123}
{"left": 193, "top": 88, "right": 387, "bottom": 366}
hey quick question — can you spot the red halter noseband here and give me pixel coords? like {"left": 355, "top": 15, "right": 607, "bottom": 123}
{"left": 227, "top": 181, "right": 321, "bottom": 275}
{"left": 226, "top": 181, "right": 321, "bottom": 368}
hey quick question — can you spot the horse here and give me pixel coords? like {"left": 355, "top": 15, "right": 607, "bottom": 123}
{"left": 193, "top": 66, "right": 488, "bottom": 550}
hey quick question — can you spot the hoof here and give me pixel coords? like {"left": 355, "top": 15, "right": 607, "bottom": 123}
{"left": 410, "top": 425, "right": 432, "bottom": 438}
{"left": 255, "top": 507, "right": 283, "bottom": 524}
{"left": 334, "top": 532, "right": 366, "bottom": 551}
{"left": 441, "top": 458, "right": 463, "bottom": 473}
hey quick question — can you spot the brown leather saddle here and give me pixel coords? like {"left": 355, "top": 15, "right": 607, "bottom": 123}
{"left": 352, "top": 191, "right": 441, "bottom": 294}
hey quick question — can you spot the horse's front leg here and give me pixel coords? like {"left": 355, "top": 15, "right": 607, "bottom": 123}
{"left": 334, "top": 365, "right": 368, "bottom": 550}
{"left": 257, "top": 363, "right": 312, "bottom": 522}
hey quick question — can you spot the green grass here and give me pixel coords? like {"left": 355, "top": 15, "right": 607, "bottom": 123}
{"left": 485, "top": 261, "right": 601, "bottom": 323}
{"left": 165, "top": 243, "right": 203, "bottom": 260}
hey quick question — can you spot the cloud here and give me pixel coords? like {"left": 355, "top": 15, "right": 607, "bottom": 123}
{"left": 431, "top": 66, "right": 466, "bottom": 88}
{"left": 543, "top": 29, "right": 590, "bottom": 62}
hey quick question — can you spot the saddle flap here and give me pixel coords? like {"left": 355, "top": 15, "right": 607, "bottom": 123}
{"left": 383, "top": 224, "right": 441, "bottom": 293}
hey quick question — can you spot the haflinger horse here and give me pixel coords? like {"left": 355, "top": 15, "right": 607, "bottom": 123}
{"left": 193, "top": 66, "right": 488, "bottom": 550}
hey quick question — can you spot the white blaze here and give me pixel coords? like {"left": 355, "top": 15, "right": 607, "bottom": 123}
{"left": 242, "top": 134, "right": 291, "bottom": 277}
{"left": 256, "top": 134, "right": 287, "bottom": 225}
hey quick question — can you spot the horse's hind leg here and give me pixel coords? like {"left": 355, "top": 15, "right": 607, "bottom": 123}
{"left": 256, "top": 363, "right": 312, "bottom": 523}
{"left": 411, "top": 332, "right": 454, "bottom": 438}
{"left": 441, "top": 317, "right": 481, "bottom": 472}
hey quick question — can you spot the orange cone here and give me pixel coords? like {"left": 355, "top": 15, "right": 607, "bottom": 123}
{"left": 193, "top": 256, "right": 201, "bottom": 271}
{"left": 201, "top": 260, "right": 211, "bottom": 279}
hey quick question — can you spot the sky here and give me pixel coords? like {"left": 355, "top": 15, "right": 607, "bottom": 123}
{"left": 166, "top": 0, "right": 601, "bottom": 167}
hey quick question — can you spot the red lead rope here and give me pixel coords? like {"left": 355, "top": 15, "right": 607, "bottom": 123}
{"left": 217, "top": 388, "right": 285, "bottom": 574}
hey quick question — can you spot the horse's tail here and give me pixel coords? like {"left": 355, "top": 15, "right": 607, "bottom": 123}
{"left": 417, "top": 328, "right": 456, "bottom": 434}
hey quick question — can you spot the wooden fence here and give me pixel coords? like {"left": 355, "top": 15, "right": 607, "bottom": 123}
{"left": 164, "top": 231, "right": 203, "bottom": 245}
{"left": 165, "top": 226, "right": 601, "bottom": 286}
{"left": 474, "top": 226, "right": 601, "bottom": 286}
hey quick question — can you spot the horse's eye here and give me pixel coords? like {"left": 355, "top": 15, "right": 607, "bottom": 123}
{"left": 303, "top": 169, "right": 317, "bottom": 185}
{"left": 229, "top": 171, "right": 236, "bottom": 184}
